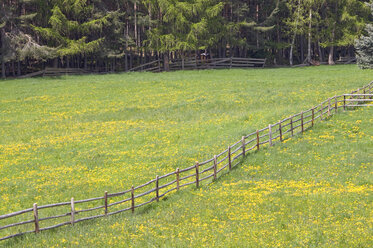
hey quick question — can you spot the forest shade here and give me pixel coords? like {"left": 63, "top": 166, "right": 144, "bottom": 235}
{"left": 0, "top": 0, "right": 372, "bottom": 78}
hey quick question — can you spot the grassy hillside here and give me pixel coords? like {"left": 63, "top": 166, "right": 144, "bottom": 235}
{"left": 4, "top": 99, "right": 373, "bottom": 248}
{"left": 0, "top": 65, "right": 372, "bottom": 246}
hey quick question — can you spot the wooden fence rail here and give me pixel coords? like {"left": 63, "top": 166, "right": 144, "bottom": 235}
{"left": 0, "top": 81, "right": 372, "bottom": 242}
{"left": 130, "top": 57, "right": 267, "bottom": 72}
{"left": 19, "top": 57, "right": 266, "bottom": 78}
{"left": 168, "top": 57, "right": 266, "bottom": 71}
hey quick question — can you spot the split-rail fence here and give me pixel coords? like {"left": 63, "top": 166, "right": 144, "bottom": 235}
{"left": 19, "top": 57, "right": 266, "bottom": 78}
{"left": 1, "top": 81, "right": 372, "bottom": 242}
{"left": 129, "top": 57, "right": 266, "bottom": 72}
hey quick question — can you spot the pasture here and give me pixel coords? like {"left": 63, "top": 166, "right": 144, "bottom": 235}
{"left": 0, "top": 65, "right": 372, "bottom": 247}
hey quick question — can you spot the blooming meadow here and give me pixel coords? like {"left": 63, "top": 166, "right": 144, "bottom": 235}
{"left": 0, "top": 65, "right": 372, "bottom": 246}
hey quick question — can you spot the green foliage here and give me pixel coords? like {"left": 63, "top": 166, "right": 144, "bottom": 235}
{"left": 1, "top": 0, "right": 372, "bottom": 76}
{"left": 0, "top": 0, "right": 42, "bottom": 62}
{"left": 146, "top": 0, "right": 225, "bottom": 53}
{"left": 356, "top": 3, "right": 373, "bottom": 69}
{"left": 32, "top": 0, "right": 109, "bottom": 58}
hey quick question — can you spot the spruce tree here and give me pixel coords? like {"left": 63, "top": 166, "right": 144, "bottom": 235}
{"left": 32, "top": 0, "right": 109, "bottom": 68}
{"left": 355, "top": 3, "right": 373, "bottom": 69}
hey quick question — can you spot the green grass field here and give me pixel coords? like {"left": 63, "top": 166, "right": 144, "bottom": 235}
{"left": 1, "top": 65, "right": 372, "bottom": 247}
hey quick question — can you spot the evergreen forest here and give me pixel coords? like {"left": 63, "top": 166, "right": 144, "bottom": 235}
{"left": 1, "top": 0, "right": 372, "bottom": 78}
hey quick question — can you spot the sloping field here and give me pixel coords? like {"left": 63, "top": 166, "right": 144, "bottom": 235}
{"left": 4, "top": 98, "right": 373, "bottom": 247}
{"left": 0, "top": 65, "right": 372, "bottom": 246}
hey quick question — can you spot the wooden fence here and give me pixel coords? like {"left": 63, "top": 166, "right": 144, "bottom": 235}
{"left": 1, "top": 81, "right": 372, "bottom": 242}
{"left": 19, "top": 67, "right": 93, "bottom": 78}
{"left": 129, "top": 57, "right": 266, "bottom": 72}
{"left": 19, "top": 57, "right": 266, "bottom": 78}
{"left": 129, "top": 60, "right": 162, "bottom": 73}
{"left": 168, "top": 57, "right": 266, "bottom": 71}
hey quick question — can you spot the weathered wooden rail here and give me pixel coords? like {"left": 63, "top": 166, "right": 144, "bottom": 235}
{"left": 42, "top": 67, "right": 91, "bottom": 77}
{"left": 129, "top": 60, "right": 162, "bottom": 72}
{"left": 0, "top": 81, "right": 372, "bottom": 242}
{"left": 19, "top": 67, "right": 92, "bottom": 78}
{"left": 129, "top": 57, "right": 266, "bottom": 72}
{"left": 336, "top": 56, "right": 357, "bottom": 65}
{"left": 19, "top": 57, "right": 266, "bottom": 78}
{"left": 168, "top": 57, "right": 266, "bottom": 71}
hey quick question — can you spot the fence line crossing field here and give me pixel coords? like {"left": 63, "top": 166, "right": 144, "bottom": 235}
{"left": 0, "top": 65, "right": 372, "bottom": 246}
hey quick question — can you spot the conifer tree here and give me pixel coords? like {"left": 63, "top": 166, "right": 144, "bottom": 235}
{"left": 355, "top": 3, "right": 373, "bottom": 69}
{"left": 146, "top": 0, "right": 225, "bottom": 70}
{"left": 320, "top": 0, "right": 370, "bottom": 64}
{"left": 0, "top": 0, "right": 52, "bottom": 78}
{"left": 1, "top": 0, "right": 372, "bottom": 77}
{"left": 32, "top": 0, "right": 109, "bottom": 68}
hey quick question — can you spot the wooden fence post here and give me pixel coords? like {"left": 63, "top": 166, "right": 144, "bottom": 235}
{"left": 290, "top": 116, "right": 294, "bottom": 136}
{"left": 256, "top": 130, "right": 260, "bottom": 150}
{"left": 156, "top": 175, "right": 159, "bottom": 202}
{"left": 301, "top": 111, "right": 304, "bottom": 133}
{"left": 213, "top": 155, "right": 217, "bottom": 180}
{"left": 131, "top": 186, "right": 135, "bottom": 213}
{"left": 334, "top": 96, "right": 338, "bottom": 113}
{"left": 320, "top": 103, "right": 323, "bottom": 120}
{"left": 279, "top": 121, "right": 283, "bottom": 142}
{"left": 343, "top": 95, "right": 346, "bottom": 110}
{"left": 176, "top": 168, "right": 180, "bottom": 191}
{"left": 195, "top": 162, "right": 200, "bottom": 188}
{"left": 269, "top": 124, "right": 272, "bottom": 146}
{"left": 312, "top": 108, "right": 314, "bottom": 127}
{"left": 228, "top": 146, "right": 232, "bottom": 170}
{"left": 328, "top": 98, "right": 331, "bottom": 117}
{"left": 71, "top": 198, "right": 75, "bottom": 226}
{"left": 242, "top": 136, "right": 246, "bottom": 156}
{"left": 33, "top": 203, "right": 39, "bottom": 234}
{"left": 104, "top": 191, "right": 108, "bottom": 216}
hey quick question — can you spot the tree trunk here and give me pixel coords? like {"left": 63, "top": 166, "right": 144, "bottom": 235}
{"left": 12, "top": 61, "right": 15, "bottom": 76}
{"left": 1, "top": 61, "right": 5, "bottom": 79}
{"left": 53, "top": 58, "right": 58, "bottom": 68}
{"left": 328, "top": 46, "right": 335, "bottom": 65}
{"left": 130, "top": 52, "right": 133, "bottom": 69}
{"left": 305, "top": 8, "right": 312, "bottom": 64}
{"left": 256, "top": 4, "right": 259, "bottom": 49}
{"left": 328, "top": 24, "right": 336, "bottom": 65}
{"left": 328, "top": 1, "right": 339, "bottom": 65}
{"left": 182, "top": 54, "right": 185, "bottom": 70}
{"left": 317, "top": 40, "right": 323, "bottom": 62}
{"left": 17, "top": 60, "right": 21, "bottom": 76}
{"left": 125, "top": 53, "right": 128, "bottom": 72}
{"left": 300, "top": 36, "right": 304, "bottom": 63}
{"left": 134, "top": 1, "right": 138, "bottom": 47}
{"left": 290, "top": 35, "right": 296, "bottom": 66}
{"left": 1, "top": 28, "right": 5, "bottom": 79}
{"left": 84, "top": 56, "right": 88, "bottom": 70}
{"left": 163, "top": 52, "right": 169, "bottom": 71}
{"left": 125, "top": 19, "right": 129, "bottom": 72}
{"left": 290, "top": 0, "right": 301, "bottom": 66}
{"left": 148, "top": 3, "right": 152, "bottom": 32}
